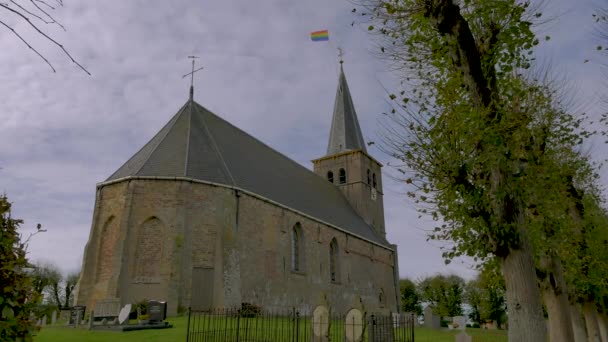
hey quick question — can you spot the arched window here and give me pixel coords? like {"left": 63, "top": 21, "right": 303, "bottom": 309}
{"left": 330, "top": 238, "right": 339, "bottom": 282}
{"left": 134, "top": 217, "right": 164, "bottom": 283}
{"left": 327, "top": 171, "right": 334, "bottom": 183}
{"left": 292, "top": 223, "right": 303, "bottom": 272}
{"left": 367, "top": 169, "right": 371, "bottom": 185}
{"left": 372, "top": 173, "right": 377, "bottom": 188}
{"left": 339, "top": 168, "right": 346, "bottom": 184}
{"left": 379, "top": 288, "right": 385, "bottom": 306}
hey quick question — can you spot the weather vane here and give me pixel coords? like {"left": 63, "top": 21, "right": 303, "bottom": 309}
{"left": 337, "top": 47, "right": 344, "bottom": 65}
{"left": 183, "top": 56, "right": 204, "bottom": 100}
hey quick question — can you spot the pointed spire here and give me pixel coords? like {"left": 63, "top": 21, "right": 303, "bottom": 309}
{"left": 326, "top": 62, "right": 367, "bottom": 156}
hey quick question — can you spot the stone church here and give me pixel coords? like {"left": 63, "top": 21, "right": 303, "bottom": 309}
{"left": 74, "top": 63, "right": 400, "bottom": 316}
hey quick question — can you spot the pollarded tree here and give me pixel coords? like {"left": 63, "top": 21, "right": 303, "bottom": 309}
{"left": 357, "top": 0, "right": 593, "bottom": 340}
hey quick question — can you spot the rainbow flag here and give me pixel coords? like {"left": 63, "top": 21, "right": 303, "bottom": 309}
{"left": 311, "top": 30, "right": 329, "bottom": 41}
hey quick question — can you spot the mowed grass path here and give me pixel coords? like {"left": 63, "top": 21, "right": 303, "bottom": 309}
{"left": 34, "top": 316, "right": 507, "bottom": 342}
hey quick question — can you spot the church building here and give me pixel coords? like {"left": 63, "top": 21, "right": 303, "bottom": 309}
{"left": 74, "top": 62, "right": 400, "bottom": 316}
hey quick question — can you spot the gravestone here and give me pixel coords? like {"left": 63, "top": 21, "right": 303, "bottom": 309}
{"left": 51, "top": 311, "right": 57, "bottom": 325}
{"left": 41, "top": 316, "right": 47, "bottom": 326}
{"left": 69, "top": 306, "right": 86, "bottom": 325}
{"left": 93, "top": 299, "right": 121, "bottom": 324}
{"left": 424, "top": 306, "right": 440, "bottom": 329}
{"left": 345, "top": 308, "right": 363, "bottom": 342}
{"left": 453, "top": 316, "right": 466, "bottom": 330}
{"left": 455, "top": 331, "right": 472, "bottom": 342}
{"left": 312, "top": 305, "right": 329, "bottom": 340}
{"left": 148, "top": 301, "right": 167, "bottom": 323}
{"left": 118, "top": 304, "right": 132, "bottom": 325}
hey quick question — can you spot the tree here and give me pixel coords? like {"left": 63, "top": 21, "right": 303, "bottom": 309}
{"left": 418, "top": 274, "right": 464, "bottom": 318}
{"left": 0, "top": 195, "right": 38, "bottom": 341}
{"left": 0, "top": 0, "right": 89, "bottom": 74}
{"left": 358, "top": 0, "right": 594, "bottom": 340}
{"left": 49, "top": 270, "right": 79, "bottom": 308}
{"left": 30, "top": 262, "right": 61, "bottom": 298}
{"left": 399, "top": 278, "right": 422, "bottom": 315}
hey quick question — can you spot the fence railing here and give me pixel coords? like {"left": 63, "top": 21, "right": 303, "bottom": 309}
{"left": 186, "top": 306, "right": 415, "bottom": 342}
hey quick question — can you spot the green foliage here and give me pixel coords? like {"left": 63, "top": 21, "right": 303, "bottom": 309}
{"left": 399, "top": 278, "right": 422, "bottom": 315}
{"left": 464, "top": 260, "right": 506, "bottom": 326}
{"left": 418, "top": 274, "right": 464, "bottom": 317}
{"left": 0, "top": 195, "right": 37, "bottom": 341}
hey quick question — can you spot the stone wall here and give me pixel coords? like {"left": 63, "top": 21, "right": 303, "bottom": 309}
{"left": 76, "top": 177, "right": 398, "bottom": 317}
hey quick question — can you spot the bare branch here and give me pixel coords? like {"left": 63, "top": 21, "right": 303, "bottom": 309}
{"left": 1, "top": 3, "right": 90, "bottom": 74}
{"left": 9, "top": 0, "right": 65, "bottom": 30}
{"left": 27, "top": 0, "right": 65, "bottom": 30}
{"left": 0, "top": 19, "right": 56, "bottom": 72}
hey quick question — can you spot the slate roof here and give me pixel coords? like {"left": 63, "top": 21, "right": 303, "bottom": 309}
{"left": 106, "top": 99, "right": 389, "bottom": 247}
{"left": 326, "top": 64, "right": 367, "bottom": 156}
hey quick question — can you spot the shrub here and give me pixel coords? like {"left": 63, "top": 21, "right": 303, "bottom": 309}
{"left": 440, "top": 320, "right": 449, "bottom": 328}
{"left": 240, "top": 303, "right": 262, "bottom": 318}
{"left": 472, "top": 323, "right": 480, "bottom": 328}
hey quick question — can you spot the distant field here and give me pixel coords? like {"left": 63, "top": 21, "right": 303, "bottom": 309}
{"left": 34, "top": 316, "right": 507, "bottom": 342}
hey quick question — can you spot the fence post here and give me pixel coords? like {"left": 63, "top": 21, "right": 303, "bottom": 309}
{"left": 186, "top": 307, "right": 191, "bottom": 342}
{"left": 296, "top": 310, "right": 300, "bottom": 342}
{"left": 236, "top": 309, "right": 241, "bottom": 342}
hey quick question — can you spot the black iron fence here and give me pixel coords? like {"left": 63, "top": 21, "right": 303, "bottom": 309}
{"left": 186, "top": 306, "right": 415, "bottom": 342}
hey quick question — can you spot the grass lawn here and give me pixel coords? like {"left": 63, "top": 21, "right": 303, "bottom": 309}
{"left": 34, "top": 316, "right": 507, "bottom": 342}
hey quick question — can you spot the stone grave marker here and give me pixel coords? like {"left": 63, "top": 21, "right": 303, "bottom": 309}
{"left": 345, "top": 308, "right": 363, "bottom": 342}
{"left": 118, "top": 304, "right": 132, "bottom": 325}
{"left": 455, "top": 331, "right": 472, "bottom": 342}
{"left": 93, "top": 299, "right": 121, "bottom": 324}
{"left": 312, "top": 305, "right": 329, "bottom": 339}
{"left": 51, "top": 311, "right": 57, "bottom": 325}
{"left": 88, "top": 311, "right": 94, "bottom": 330}
{"left": 41, "top": 316, "right": 47, "bottom": 326}
{"left": 148, "top": 301, "right": 167, "bottom": 322}
{"left": 424, "top": 306, "right": 440, "bottom": 329}
{"left": 69, "top": 306, "right": 86, "bottom": 325}
{"left": 453, "top": 316, "right": 466, "bottom": 330}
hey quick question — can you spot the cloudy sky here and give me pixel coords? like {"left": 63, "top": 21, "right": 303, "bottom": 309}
{"left": 0, "top": 0, "right": 605, "bottom": 281}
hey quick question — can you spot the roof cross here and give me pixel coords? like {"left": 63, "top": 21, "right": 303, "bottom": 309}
{"left": 183, "top": 56, "right": 204, "bottom": 100}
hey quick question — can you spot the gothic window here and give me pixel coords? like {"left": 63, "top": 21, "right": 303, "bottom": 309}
{"left": 367, "top": 169, "right": 371, "bottom": 185}
{"left": 330, "top": 238, "right": 339, "bottom": 282}
{"left": 327, "top": 171, "right": 334, "bottom": 183}
{"left": 339, "top": 168, "right": 346, "bottom": 184}
{"left": 97, "top": 216, "right": 117, "bottom": 283}
{"left": 292, "top": 223, "right": 304, "bottom": 272}
{"left": 379, "top": 288, "right": 385, "bottom": 307}
{"left": 134, "top": 217, "right": 164, "bottom": 283}
{"left": 372, "top": 173, "right": 377, "bottom": 188}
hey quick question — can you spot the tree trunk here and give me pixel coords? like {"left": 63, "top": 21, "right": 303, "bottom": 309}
{"left": 501, "top": 236, "right": 547, "bottom": 342}
{"left": 571, "top": 303, "right": 588, "bottom": 342}
{"left": 598, "top": 312, "right": 608, "bottom": 342}
{"left": 539, "top": 255, "right": 574, "bottom": 342}
{"left": 583, "top": 301, "right": 601, "bottom": 342}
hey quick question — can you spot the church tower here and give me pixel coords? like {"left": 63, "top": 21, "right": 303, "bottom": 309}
{"left": 312, "top": 63, "right": 386, "bottom": 238}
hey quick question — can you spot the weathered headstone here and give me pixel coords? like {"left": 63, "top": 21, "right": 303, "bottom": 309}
{"left": 345, "top": 308, "right": 363, "bottom": 342}
{"left": 69, "top": 306, "right": 86, "bottom": 325}
{"left": 94, "top": 299, "right": 121, "bottom": 321}
{"left": 148, "top": 301, "right": 167, "bottom": 322}
{"left": 51, "top": 311, "right": 57, "bottom": 325}
{"left": 453, "top": 316, "right": 466, "bottom": 330}
{"left": 312, "top": 305, "right": 329, "bottom": 339}
{"left": 424, "top": 306, "right": 440, "bottom": 329}
{"left": 455, "top": 331, "right": 472, "bottom": 342}
{"left": 118, "top": 304, "right": 132, "bottom": 325}
{"left": 41, "top": 316, "right": 47, "bottom": 326}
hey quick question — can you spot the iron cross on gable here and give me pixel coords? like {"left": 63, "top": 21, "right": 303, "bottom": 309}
{"left": 183, "top": 56, "right": 204, "bottom": 100}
